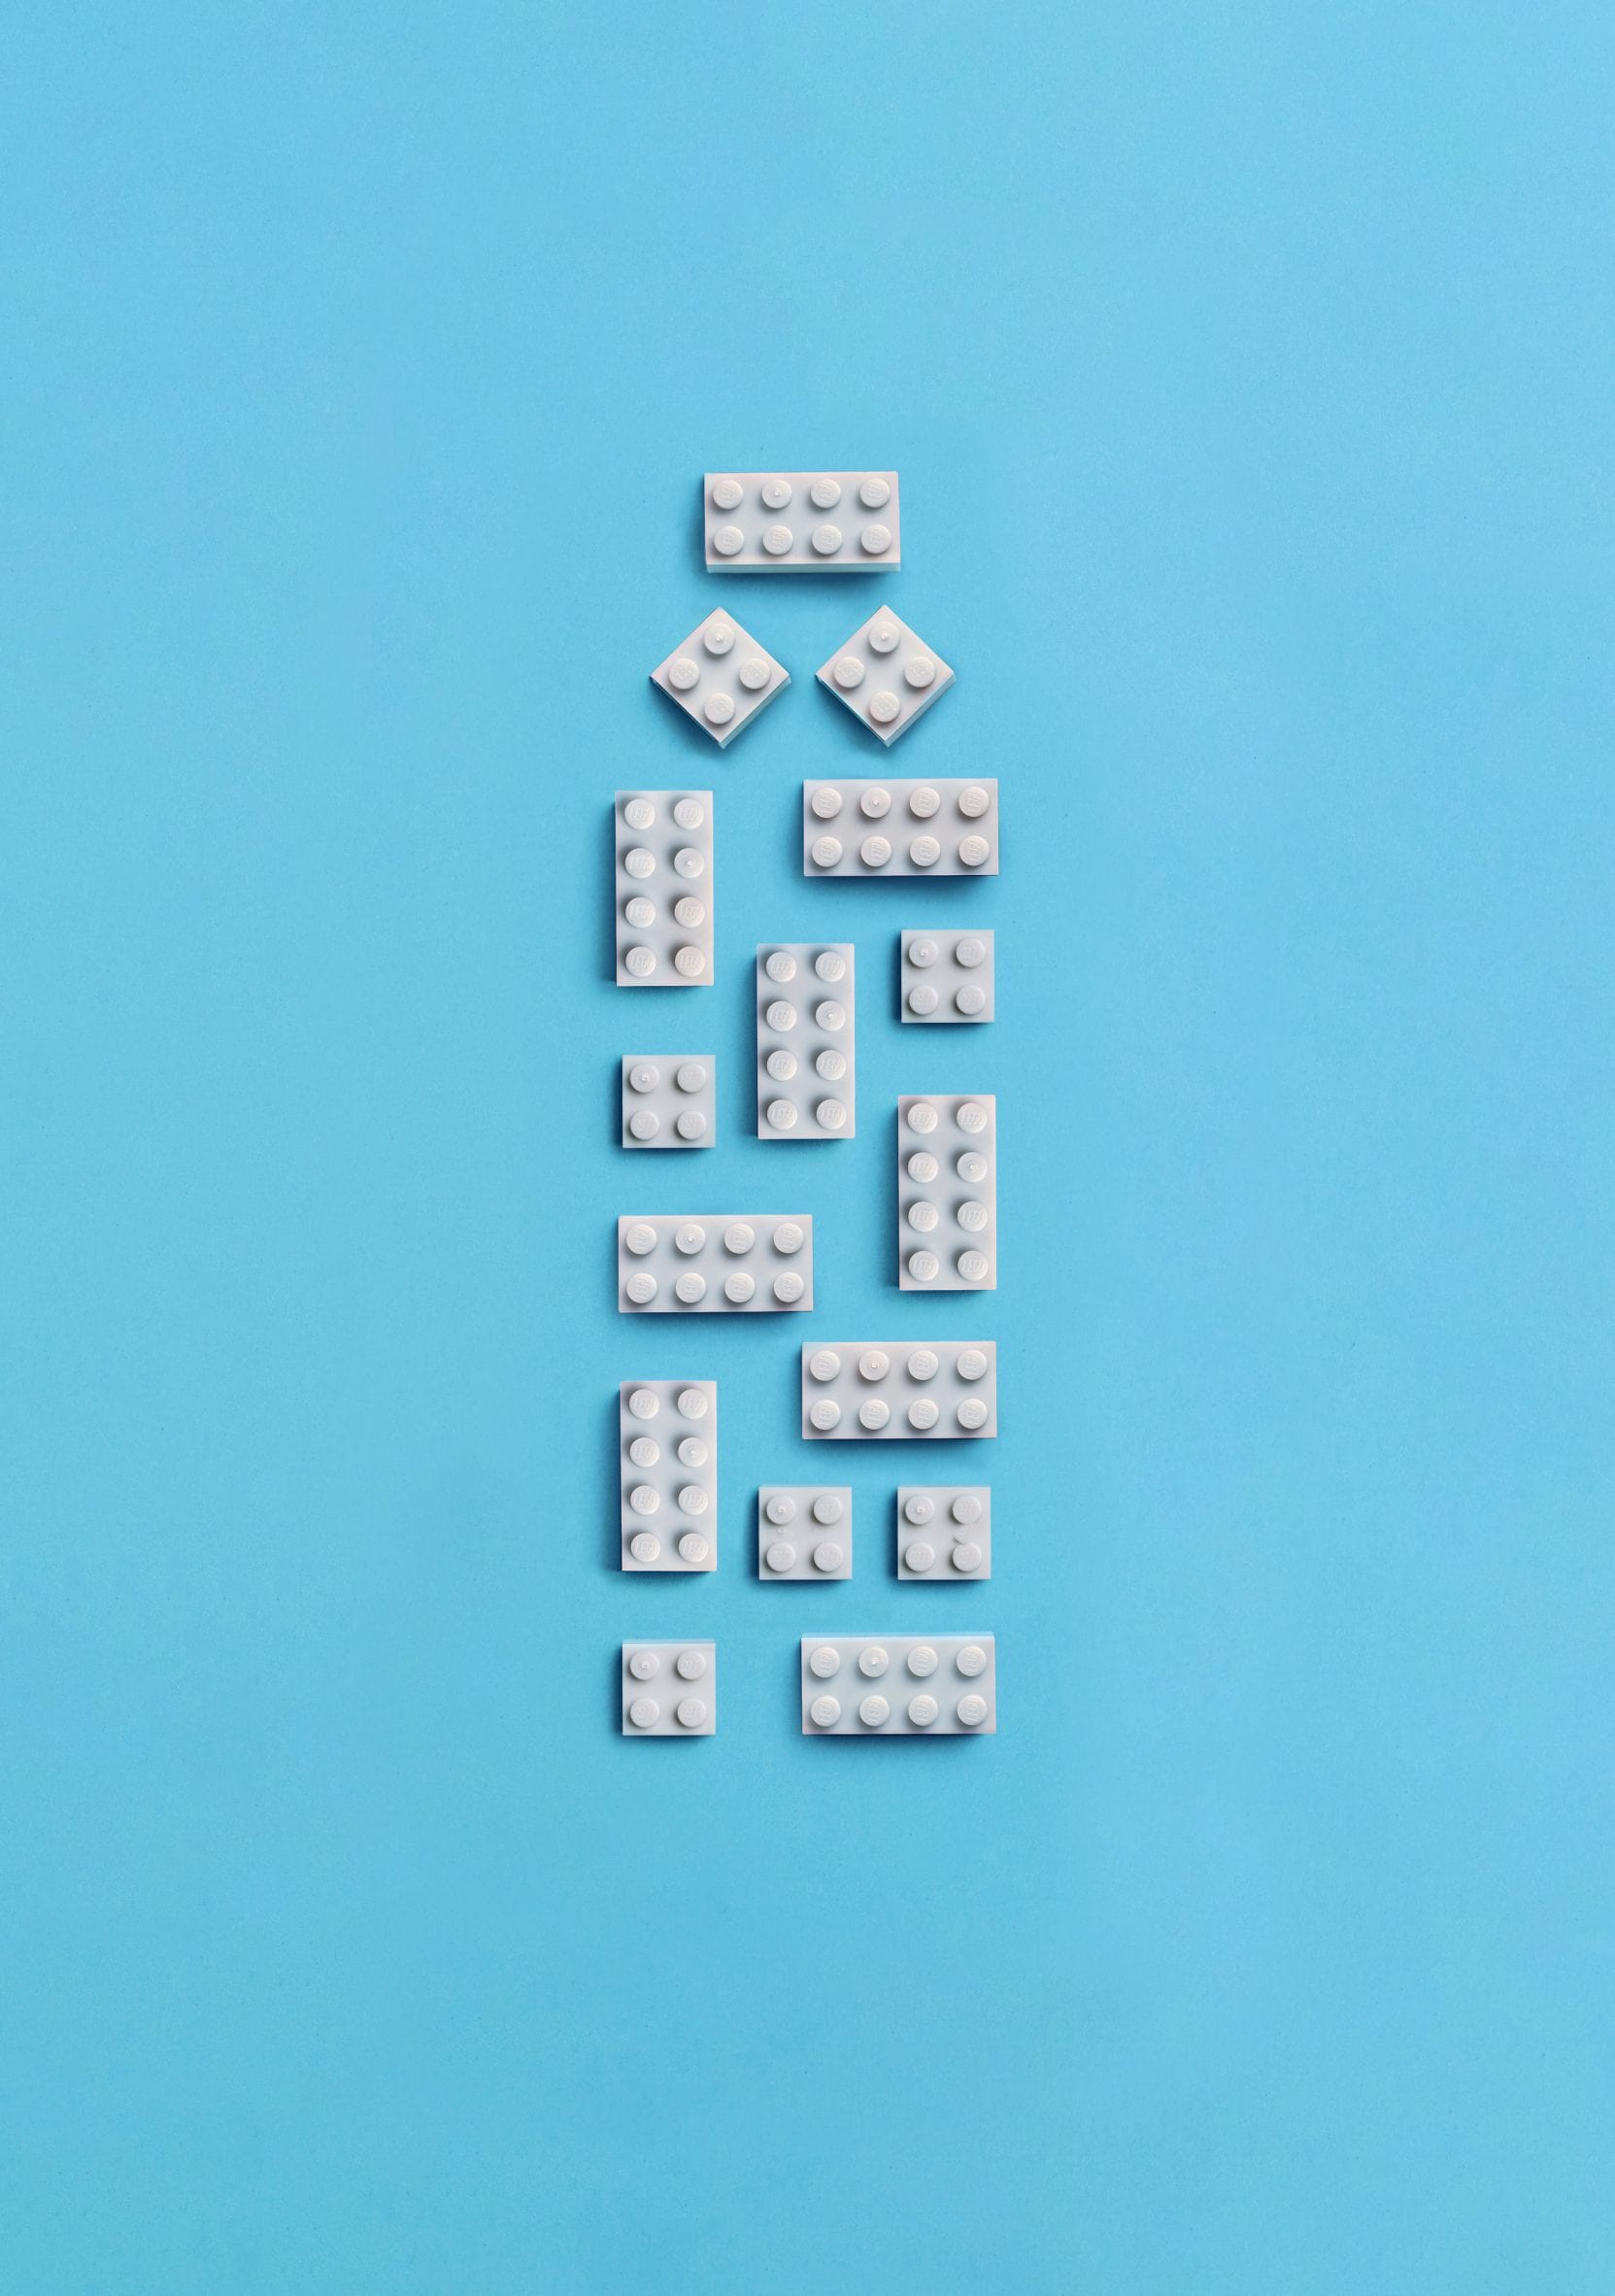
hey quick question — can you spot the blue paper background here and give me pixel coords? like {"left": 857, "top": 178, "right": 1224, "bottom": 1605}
{"left": 2, "top": 5, "right": 1612, "bottom": 2290}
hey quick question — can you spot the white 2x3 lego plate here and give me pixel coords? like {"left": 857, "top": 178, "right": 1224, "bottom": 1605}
{"left": 705, "top": 472, "right": 899, "bottom": 571}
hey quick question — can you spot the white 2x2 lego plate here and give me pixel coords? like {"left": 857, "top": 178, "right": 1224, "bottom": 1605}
{"left": 817, "top": 606, "right": 953, "bottom": 745}
{"left": 895, "top": 1488, "right": 991, "bottom": 1579}
{"left": 900, "top": 931, "right": 994, "bottom": 1023}
{"left": 650, "top": 611, "right": 789, "bottom": 747}
{"left": 621, "top": 1056, "right": 716, "bottom": 1148}
{"left": 622, "top": 1643, "right": 717, "bottom": 1735}
{"left": 757, "top": 1488, "right": 853, "bottom": 1579}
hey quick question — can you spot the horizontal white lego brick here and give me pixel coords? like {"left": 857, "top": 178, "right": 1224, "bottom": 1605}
{"left": 620, "top": 1216, "right": 813, "bottom": 1313}
{"left": 800, "top": 1636, "right": 995, "bottom": 1734}
{"left": 615, "top": 791, "right": 714, "bottom": 986}
{"left": 705, "top": 472, "right": 899, "bottom": 572}
{"left": 757, "top": 1487, "right": 853, "bottom": 1580}
{"left": 756, "top": 944, "right": 856, "bottom": 1140}
{"left": 800, "top": 1342, "right": 996, "bottom": 1438}
{"left": 622, "top": 1642, "right": 717, "bottom": 1736}
{"left": 817, "top": 606, "right": 953, "bottom": 745}
{"left": 621, "top": 1055, "right": 717, "bottom": 1149}
{"left": 898, "top": 1095, "right": 996, "bottom": 1291}
{"left": 900, "top": 930, "right": 994, "bottom": 1023}
{"left": 895, "top": 1488, "right": 991, "bottom": 1580}
{"left": 650, "top": 610, "right": 789, "bottom": 747}
{"left": 620, "top": 1381, "right": 717, "bottom": 1573}
{"left": 803, "top": 780, "right": 997, "bottom": 877}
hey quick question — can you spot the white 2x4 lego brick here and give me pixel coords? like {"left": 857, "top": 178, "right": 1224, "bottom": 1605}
{"left": 901, "top": 930, "right": 994, "bottom": 1023}
{"left": 705, "top": 472, "right": 899, "bottom": 571}
{"left": 896, "top": 1488, "right": 991, "bottom": 1579}
{"left": 801, "top": 1342, "right": 996, "bottom": 1439}
{"left": 757, "top": 1488, "right": 853, "bottom": 1580}
{"left": 620, "top": 1382, "right": 717, "bottom": 1572}
{"left": 898, "top": 1095, "right": 996, "bottom": 1290}
{"left": 616, "top": 791, "right": 713, "bottom": 986}
{"left": 801, "top": 1636, "right": 995, "bottom": 1734}
{"left": 756, "top": 944, "right": 856, "bottom": 1139}
{"left": 622, "top": 1642, "right": 716, "bottom": 1736}
{"left": 622, "top": 1056, "right": 716, "bottom": 1148}
{"left": 619, "top": 1216, "right": 813, "bottom": 1312}
{"left": 817, "top": 606, "right": 954, "bottom": 745}
{"left": 803, "top": 781, "right": 997, "bottom": 877}
{"left": 650, "top": 610, "right": 789, "bottom": 747}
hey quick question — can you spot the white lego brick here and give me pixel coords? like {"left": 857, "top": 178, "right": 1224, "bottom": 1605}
{"left": 621, "top": 1056, "right": 716, "bottom": 1149}
{"left": 622, "top": 1642, "right": 717, "bottom": 1736}
{"left": 803, "top": 780, "right": 997, "bottom": 877}
{"left": 620, "top": 1382, "right": 717, "bottom": 1572}
{"left": 801, "top": 1342, "right": 996, "bottom": 1439}
{"left": 756, "top": 944, "right": 856, "bottom": 1140}
{"left": 895, "top": 1488, "right": 991, "bottom": 1580}
{"left": 898, "top": 1095, "right": 996, "bottom": 1291}
{"left": 615, "top": 791, "right": 713, "bottom": 986}
{"left": 650, "top": 610, "right": 789, "bottom": 747}
{"left": 801, "top": 1636, "right": 995, "bottom": 1735}
{"left": 757, "top": 1487, "right": 853, "bottom": 1580}
{"left": 901, "top": 930, "right": 994, "bottom": 1023}
{"left": 816, "top": 605, "right": 953, "bottom": 745}
{"left": 704, "top": 472, "right": 899, "bottom": 572}
{"left": 620, "top": 1216, "right": 813, "bottom": 1313}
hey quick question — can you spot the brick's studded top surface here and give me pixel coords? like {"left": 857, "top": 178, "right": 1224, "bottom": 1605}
{"left": 896, "top": 1487, "right": 992, "bottom": 1579}
{"left": 756, "top": 944, "right": 856, "bottom": 1140}
{"left": 897, "top": 1095, "right": 996, "bottom": 1292}
{"left": 615, "top": 791, "right": 714, "bottom": 987}
{"left": 757, "top": 1486, "right": 854, "bottom": 1580}
{"left": 620, "top": 1215, "right": 814, "bottom": 1313}
{"left": 803, "top": 781, "right": 997, "bottom": 877}
{"left": 800, "top": 1636, "right": 995, "bottom": 1734}
{"left": 619, "top": 1381, "right": 718, "bottom": 1573}
{"left": 621, "top": 1055, "right": 717, "bottom": 1149}
{"left": 800, "top": 1341, "right": 996, "bottom": 1439}
{"left": 901, "top": 930, "right": 994, "bottom": 1024}
{"left": 622, "top": 1642, "right": 718, "bottom": 1736}
{"left": 816, "top": 605, "right": 953, "bottom": 746}
{"left": 705, "top": 472, "right": 899, "bottom": 572}
{"left": 651, "top": 610, "right": 789, "bottom": 748}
